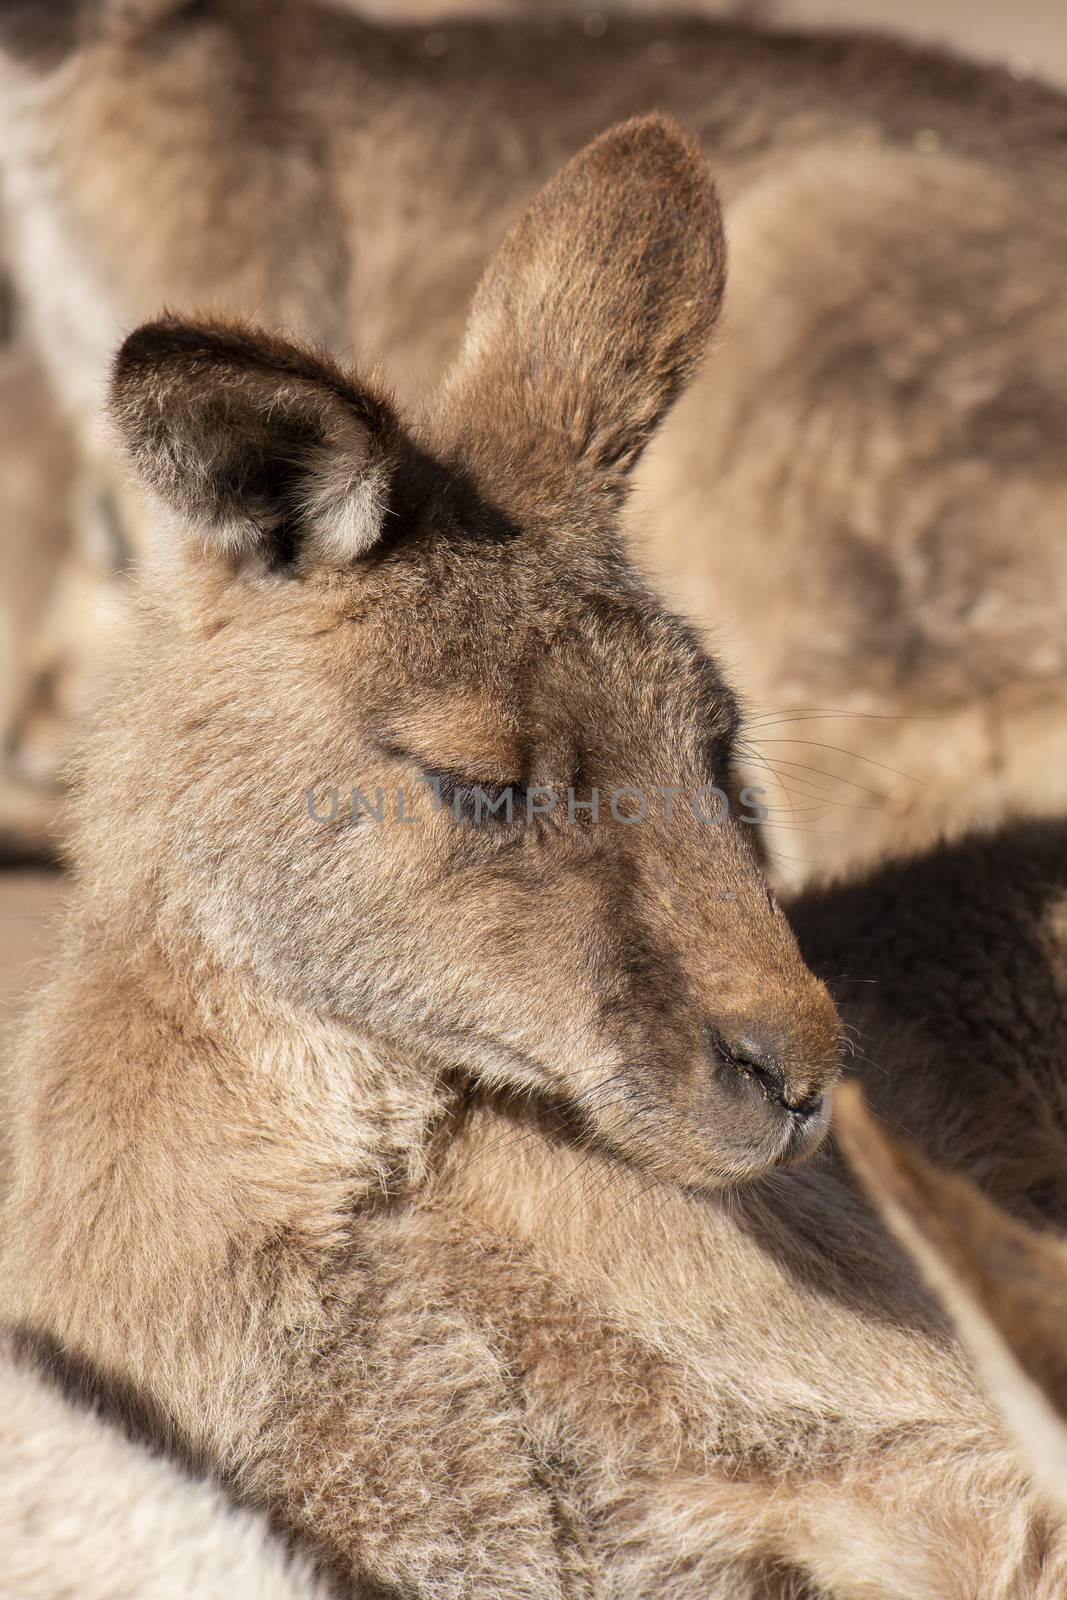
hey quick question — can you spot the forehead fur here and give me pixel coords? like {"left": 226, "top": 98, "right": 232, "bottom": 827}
{"left": 291, "top": 514, "right": 742, "bottom": 775}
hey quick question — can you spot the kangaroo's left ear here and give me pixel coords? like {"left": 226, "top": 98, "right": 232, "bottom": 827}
{"left": 836, "top": 1083, "right": 1067, "bottom": 1515}
{"left": 111, "top": 318, "right": 402, "bottom": 572}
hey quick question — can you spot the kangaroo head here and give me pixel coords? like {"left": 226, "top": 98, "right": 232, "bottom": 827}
{"left": 104, "top": 116, "right": 841, "bottom": 1191}
{"left": 837, "top": 1084, "right": 1067, "bottom": 1515}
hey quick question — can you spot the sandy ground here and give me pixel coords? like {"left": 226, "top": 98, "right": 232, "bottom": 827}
{"left": 2, "top": 0, "right": 1064, "bottom": 1069}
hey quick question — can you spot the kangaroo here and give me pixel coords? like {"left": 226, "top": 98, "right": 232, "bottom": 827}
{"left": 0, "top": 118, "right": 841, "bottom": 1600}
{"left": 837, "top": 1087, "right": 1067, "bottom": 1526}
{"left": 0, "top": 1332, "right": 335, "bottom": 1600}
{"left": 5, "top": 116, "right": 1067, "bottom": 1600}
{"left": 1, "top": 0, "right": 1066, "bottom": 876}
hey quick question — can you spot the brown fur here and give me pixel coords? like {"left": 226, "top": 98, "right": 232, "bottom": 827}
{"left": 4, "top": 116, "right": 1067, "bottom": 1599}
{"left": 1, "top": 0, "right": 1065, "bottom": 872}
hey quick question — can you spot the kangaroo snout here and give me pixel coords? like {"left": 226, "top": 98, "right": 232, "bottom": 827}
{"left": 703, "top": 1026, "right": 827, "bottom": 1120}
{"left": 699, "top": 977, "right": 843, "bottom": 1171}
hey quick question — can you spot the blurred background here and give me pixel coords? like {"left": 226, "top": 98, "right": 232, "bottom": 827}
{"left": 359, "top": 0, "right": 1067, "bottom": 82}
{"left": 1, "top": 0, "right": 1064, "bottom": 1064}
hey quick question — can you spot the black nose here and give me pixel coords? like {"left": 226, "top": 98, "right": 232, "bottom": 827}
{"left": 703, "top": 1026, "right": 823, "bottom": 1121}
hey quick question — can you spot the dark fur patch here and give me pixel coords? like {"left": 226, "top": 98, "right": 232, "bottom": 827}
{"left": 114, "top": 319, "right": 392, "bottom": 435}
{"left": 0, "top": 0, "right": 87, "bottom": 68}
{"left": 0, "top": 828, "right": 63, "bottom": 870}
{"left": 793, "top": 818, "right": 1067, "bottom": 1073}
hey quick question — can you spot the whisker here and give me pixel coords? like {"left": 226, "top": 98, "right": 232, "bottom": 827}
{"left": 740, "top": 745, "right": 893, "bottom": 804}
{"left": 744, "top": 703, "right": 948, "bottom": 727}
{"left": 752, "top": 738, "right": 923, "bottom": 788}
{"left": 600, "top": 1172, "right": 665, "bottom": 1236}
{"left": 737, "top": 745, "right": 825, "bottom": 831}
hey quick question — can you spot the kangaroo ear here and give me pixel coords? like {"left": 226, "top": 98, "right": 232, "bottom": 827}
{"left": 110, "top": 319, "right": 402, "bottom": 571}
{"left": 836, "top": 1084, "right": 1067, "bottom": 1513}
{"left": 440, "top": 114, "right": 725, "bottom": 509}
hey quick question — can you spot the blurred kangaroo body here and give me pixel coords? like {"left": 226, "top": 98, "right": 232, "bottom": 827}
{"left": 838, "top": 1070, "right": 1067, "bottom": 1534}
{"left": 795, "top": 815, "right": 1067, "bottom": 1229}
{"left": 1, "top": 0, "right": 1066, "bottom": 873}
{"left": 4, "top": 114, "right": 1067, "bottom": 1600}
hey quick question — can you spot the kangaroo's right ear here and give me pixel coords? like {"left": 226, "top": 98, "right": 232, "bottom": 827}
{"left": 439, "top": 114, "right": 725, "bottom": 518}
{"left": 836, "top": 1084, "right": 1067, "bottom": 1514}
{"left": 110, "top": 318, "right": 402, "bottom": 573}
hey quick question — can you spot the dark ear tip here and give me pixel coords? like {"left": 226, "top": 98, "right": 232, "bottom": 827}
{"left": 114, "top": 318, "right": 226, "bottom": 381}
{"left": 115, "top": 321, "right": 177, "bottom": 378}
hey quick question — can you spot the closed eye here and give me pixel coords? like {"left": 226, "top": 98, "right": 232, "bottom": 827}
{"left": 423, "top": 767, "right": 529, "bottom": 828}
{"left": 372, "top": 736, "right": 529, "bottom": 828}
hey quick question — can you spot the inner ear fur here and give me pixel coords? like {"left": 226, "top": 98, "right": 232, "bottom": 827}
{"left": 110, "top": 318, "right": 402, "bottom": 570}
{"left": 441, "top": 113, "right": 726, "bottom": 504}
